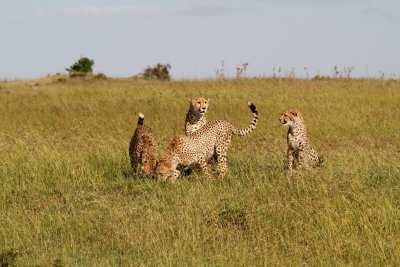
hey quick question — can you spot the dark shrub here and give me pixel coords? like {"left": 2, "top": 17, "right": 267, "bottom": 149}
{"left": 143, "top": 63, "right": 171, "bottom": 80}
{"left": 95, "top": 73, "right": 107, "bottom": 80}
{"left": 66, "top": 57, "right": 94, "bottom": 75}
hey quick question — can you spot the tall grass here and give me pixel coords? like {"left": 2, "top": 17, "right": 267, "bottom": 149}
{"left": 0, "top": 77, "right": 399, "bottom": 265}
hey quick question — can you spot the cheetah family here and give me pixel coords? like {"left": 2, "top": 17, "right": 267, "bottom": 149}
{"left": 129, "top": 97, "right": 322, "bottom": 181}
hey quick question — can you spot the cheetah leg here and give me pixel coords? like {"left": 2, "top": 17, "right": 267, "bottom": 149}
{"left": 215, "top": 147, "right": 229, "bottom": 178}
{"left": 167, "top": 159, "right": 182, "bottom": 182}
{"left": 138, "top": 154, "right": 147, "bottom": 176}
{"left": 204, "top": 133, "right": 230, "bottom": 178}
{"left": 217, "top": 155, "right": 228, "bottom": 178}
{"left": 298, "top": 150, "right": 308, "bottom": 170}
{"left": 287, "top": 148, "right": 294, "bottom": 177}
{"left": 169, "top": 169, "right": 181, "bottom": 182}
{"left": 308, "top": 148, "right": 320, "bottom": 167}
{"left": 215, "top": 137, "right": 231, "bottom": 178}
{"left": 131, "top": 158, "right": 138, "bottom": 176}
{"left": 198, "top": 157, "right": 211, "bottom": 179}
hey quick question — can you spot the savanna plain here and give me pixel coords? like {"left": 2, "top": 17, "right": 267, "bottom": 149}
{"left": 0, "top": 77, "right": 399, "bottom": 266}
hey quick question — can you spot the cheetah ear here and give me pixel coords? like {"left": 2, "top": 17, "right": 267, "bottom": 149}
{"left": 207, "top": 98, "right": 210, "bottom": 102}
{"left": 186, "top": 97, "right": 192, "bottom": 102}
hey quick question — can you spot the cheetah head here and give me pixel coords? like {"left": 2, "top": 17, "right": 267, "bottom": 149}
{"left": 153, "top": 159, "right": 173, "bottom": 181}
{"left": 279, "top": 109, "right": 301, "bottom": 127}
{"left": 141, "top": 158, "right": 157, "bottom": 177}
{"left": 189, "top": 97, "right": 209, "bottom": 115}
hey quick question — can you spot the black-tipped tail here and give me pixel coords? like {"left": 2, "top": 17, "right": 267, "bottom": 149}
{"left": 137, "top": 112, "right": 144, "bottom": 126}
{"left": 248, "top": 102, "right": 258, "bottom": 115}
{"left": 232, "top": 101, "right": 259, "bottom": 136}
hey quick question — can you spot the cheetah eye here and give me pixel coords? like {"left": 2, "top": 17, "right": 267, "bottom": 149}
{"left": 197, "top": 102, "right": 201, "bottom": 104}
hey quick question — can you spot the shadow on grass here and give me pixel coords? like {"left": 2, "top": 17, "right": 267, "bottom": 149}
{"left": 0, "top": 248, "right": 21, "bottom": 266}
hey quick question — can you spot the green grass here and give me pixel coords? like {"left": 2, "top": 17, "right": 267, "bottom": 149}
{"left": 0, "top": 76, "right": 400, "bottom": 266}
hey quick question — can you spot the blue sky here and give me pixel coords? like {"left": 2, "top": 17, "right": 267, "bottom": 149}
{"left": 1, "top": 0, "right": 399, "bottom": 79}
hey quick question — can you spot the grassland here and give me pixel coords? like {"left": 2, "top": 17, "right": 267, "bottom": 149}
{"left": 0, "top": 76, "right": 399, "bottom": 266}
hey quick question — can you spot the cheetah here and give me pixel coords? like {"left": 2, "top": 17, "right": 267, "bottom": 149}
{"left": 185, "top": 97, "right": 210, "bottom": 135}
{"left": 154, "top": 102, "right": 259, "bottom": 181}
{"left": 128, "top": 113, "right": 158, "bottom": 177}
{"left": 184, "top": 96, "right": 218, "bottom": 173}
{"left": 279, "top": 109, "right": 322, "bottom": 176}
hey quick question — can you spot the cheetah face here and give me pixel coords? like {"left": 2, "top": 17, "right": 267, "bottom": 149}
{"left": 153, "top": 160, "right": 172, "bottom": 180}
{"left": 190, "top": 97, "right": 209, "bottom": 114}
{"left": 142, "top": 159, "right": 156, "bottom": 176}
{"left": 279, "top": 109, "right": 298, "bottom": 127}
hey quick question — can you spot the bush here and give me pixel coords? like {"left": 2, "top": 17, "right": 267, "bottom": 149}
{"left": 66, "top": 57, "right": 94, "bottom": 75}
{"left": 143, "top": 63, "right": 171, "bottom": 81}
{"left": 95, "top": 73, "right": 107, "bottom": 80}
{"left": 313, "top": 74, "right": 331, "bottom": 80}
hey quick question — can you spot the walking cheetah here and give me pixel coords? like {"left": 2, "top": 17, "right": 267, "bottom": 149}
{"left": 185, "top": 97, "right": 209, "bottom": 135}
{"left": 279, "top": 109, "right": 322, "bottom": 176}
{"left": 154, "top": 102, "right": 259, "bottom": 181}
{"left": 128, "top": 113, "right": 157, "bottom": 177}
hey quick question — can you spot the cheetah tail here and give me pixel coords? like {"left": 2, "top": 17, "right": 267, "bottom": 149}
{"left": 233, "top": 102, "right": 259, "bottom": 136}
{"left": 137, "top": 112, "right": 145, "bottom": 126}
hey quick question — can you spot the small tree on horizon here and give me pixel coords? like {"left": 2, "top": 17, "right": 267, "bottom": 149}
{"left": 66, "top": 57, "right": 94, "bottom": 75}
{"left": 143, "top": 63, "right": 171, "bottom": 80}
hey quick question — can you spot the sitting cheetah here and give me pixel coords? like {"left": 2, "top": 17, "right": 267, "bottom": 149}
{"left": 279, "top": 109, "right": 322, "bottom": 176}
{"left": 185, "top": 97, "right": 210, "bottom": 135}
{"left": 154, "top": 102, "right": 259, "bottom": 181}
{"left": 128, "top": 113, "right": 158, "bottom": 177}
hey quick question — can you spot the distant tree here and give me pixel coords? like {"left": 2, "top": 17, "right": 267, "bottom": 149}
{"left": 143, "top": 63, "right": 171, "bottom": 80}
{"left": 95, "top": 72, "right": 107, "bottom": 80}
{"left": 66, "top": 57, "right": 94, "bottom": 75}
{"left": 236, "top": 63, "right": 249, "bottom": 79}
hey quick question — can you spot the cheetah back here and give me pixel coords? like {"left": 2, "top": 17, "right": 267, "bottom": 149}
{"left": 129, "top": 124, "right": 157, "bottom": 177}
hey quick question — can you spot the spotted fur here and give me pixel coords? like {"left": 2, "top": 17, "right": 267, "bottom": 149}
{"left": 279, "top": 109, "right": 322, "bottom": 176}
{"left": 185, "top": 97, "right": 209, "bottom": 135}
{"left": 128, "top": 113, "right": 157, "bottom": 177}
{"left": 154, "top": 102, "right": 259, "bottom": 181}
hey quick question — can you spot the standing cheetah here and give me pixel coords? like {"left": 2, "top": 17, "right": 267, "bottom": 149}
{"left": 128, "top": 113, "right": 158, "bottom": 177}
{"left": 185, "top": 97, "right": 210, "bottom": 135}
{"left": 279, "top": 109, "right": 322, "bottom": 176}
{"left": 184, "top": 96, "right": 218, "bottom": 172}
{"left": 154, "top": 102, "right": 259, "bottom": 181}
